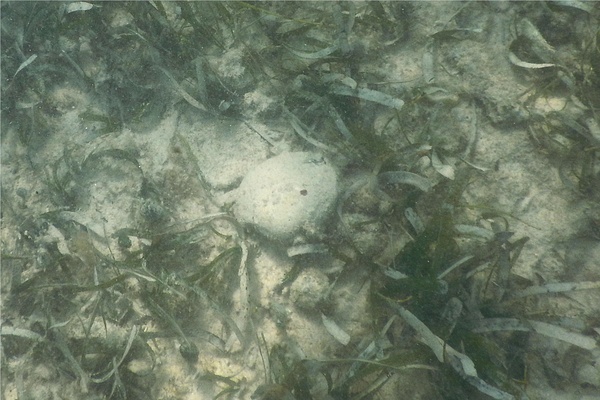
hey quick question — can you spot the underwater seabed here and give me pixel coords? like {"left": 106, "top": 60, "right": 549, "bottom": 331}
{"left": 1, "top": 2, "right": 600, "bottom": 399}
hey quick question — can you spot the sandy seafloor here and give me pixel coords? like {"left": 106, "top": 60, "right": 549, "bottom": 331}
{"left": 1, "top": 2, "right": 600, "bottom": 400}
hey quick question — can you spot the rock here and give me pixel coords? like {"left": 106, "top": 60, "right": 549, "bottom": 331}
{"left": 576, "top": 363, "right": 600, "bottom": 387}
{"left": 234, "top": 152, "right": 338, "bottom": 241}
{"left": 290, "top": 268, "right": 330, "bottom": 311}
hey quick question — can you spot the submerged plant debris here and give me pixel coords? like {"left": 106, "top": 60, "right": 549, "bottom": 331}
{"left": 2, "top": 2, "right": 600, "bottom": 399}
